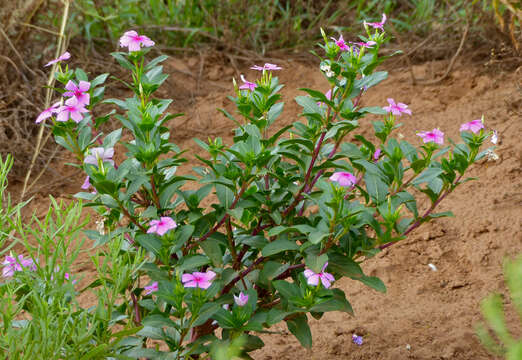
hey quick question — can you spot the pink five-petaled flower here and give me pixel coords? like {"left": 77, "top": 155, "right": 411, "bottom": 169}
{"left": 350, "top": 40, "right": 377, "bottom": 48}
{"left": 44, "top": 51, "right": 71, "bottom": 67}
{"left": 352, "top": 334, "right": 363, "bottom": 346}
{"left": 373, "top": 148, "right": 382, "bottom": 161}
{"left": 147, "top": 217, "right": 177, "bottom": 236}
{"left": 119, "top": 30, "right": 155, "bottom": 52}
{"left": 56, "top": 97, "right": 89, "bottom": 123}
{"left": 84, "top": 147, "right": 115, "bottom": 166}
{"left": 35, "top": 102, "right": 61, "bottom": 123}
{"left": 329, "top": 171, "right": 357, "bottom": 187}
{"left": 2, "top": 255, "right": 36, "bottom": 278}
{"left": 81, "top": 176, "right": 91, "bottom": 190}
{"left": 459, "top": 119, "right": 484, "bottom": 134}
{"left": 144, "top": 281, "right": 159, "bottom": 295}
{"left": 317, "top": 89, "right": 332, "bottom": 107}
{"left": 364, "top": 13, "right": 387, "bottom": 30}
{"left": 383, "top": 98, "right": 412, "bottom": 116}
{"left": 331, "top": 34, "right": 350, "bottom": 51}
{"left": 234, "top": 292, "right": 249, "bottom": 306}
{"left": 239, "top": 75, "right": 257, "bottom": 91}
{"left": 250, "top": 63, "right": 282, "bottom": 71}
{"left": 182, "top": 270, "right": 216, "bottom": 290}
{"left": 64, "top": 80, "right": 91, "bottom": 106}
{"left": 304, "top": 262, "right": 335, "bottom": 288}
{"left": 417, "top": 128, "right": 444, "bottom": 145}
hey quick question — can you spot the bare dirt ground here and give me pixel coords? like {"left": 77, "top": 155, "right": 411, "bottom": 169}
{"left": 16, "top": 51, "right": 522, "bottom": 359}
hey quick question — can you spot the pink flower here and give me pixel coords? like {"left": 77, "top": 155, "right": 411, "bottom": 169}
{"left": 304, "top": 262, "right": 335, "bottom": 288}
{"left": 64, "top": 80, "right": 91, "bottom": 106}
{"left": 350, "top": 41, "right": 377, "bottom": 48}
{"left": 373, "top": 148, "right": 381, "bottom": 161}
{"left": 81, "top": 176, "right": 91, "bottom": 190}
{"left": 459, "top": 119, "right": 484, "bottom": 134}
{"left": 383, "top": 98, "right": 412, "bottom": 116}
{"left": 56, "top": 97, "right": 89, "bottom": 123}
{"left": 364, "top": 13, "right": 387, "bottom": 30}
{"left": 35, "top": 102, "right": 61, "bottom": 123}
{"left": 233, "top": 292, "right": 249, "bottom": 306}
{"left": 331, "top": 34, "right": 350, "bottom": 51}
{"left": 147, "top": 217, "right": 177, "bottom": 236}
{"left": 84, "top": 147, "right": 115, "bottom": 166}
{"left": 317, "top": 89, "right": 332, "bottom": 107}
{"left": 44, "top": 51, "right": 71, "bottom": 67}
{"left": 2, "top": 255, "right": 36, "bottom": 278}
{"left": 119, "top": 30, "right": 155, "bottom": 52}
{"left": 182, "top": 270, "right": 216, "bottom": 289}
{"left": 250, "top": 63, "right": 282, "bottom": 71}
{"left": 144, "top": 281, "right": 159, "bottom": 295}
{"left": 239, "top": 75, "right": 257, "bottom": 91}
{"left": 329, "top": 171, "right": 357, "bottom": 187}
{"left": 417, "top": 128, "right": 444, "bottom": 145}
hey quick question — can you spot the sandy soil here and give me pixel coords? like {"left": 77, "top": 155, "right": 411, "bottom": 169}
{"left": 17, "top": 52, "right": 522, "bottom": 359}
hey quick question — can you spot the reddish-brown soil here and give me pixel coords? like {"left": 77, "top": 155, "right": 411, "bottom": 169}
{"left": 15, "top": 52, "right": 522, "bottom": 359}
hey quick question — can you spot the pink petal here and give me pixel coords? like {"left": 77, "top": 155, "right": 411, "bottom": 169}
{"left": 65, "top": 80, "right": 77, "bottom": 92}
{"left": 306, "top": 273, "right": 320, "bottom": 286}
{"left": 78, "top": 81, "right": 91, "bottom": 92}
{"left": 198, "top": 280, "right": 212, "bottom": 289}
{"left": 56, "top": 109, "right": 69, "bottom": 122}
{"left": 181, "top": 273, "right": 194, "bottom": 283}
{"left": 184, "top": 280, "right": 198, "bottom": 288}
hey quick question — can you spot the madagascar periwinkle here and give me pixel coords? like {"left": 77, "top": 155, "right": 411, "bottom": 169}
{"left": 16, "top": 15, "right": 496, "bottom": 357}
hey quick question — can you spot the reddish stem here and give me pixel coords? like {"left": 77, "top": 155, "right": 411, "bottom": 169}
{"left": 379, "top": 175, "right": 462, "bottom": 250}
{"left": 282, "top": 131, "right": 326, "bottom": 217}
{"left": 185, "top": 182, "right": 249, "bottom": 250}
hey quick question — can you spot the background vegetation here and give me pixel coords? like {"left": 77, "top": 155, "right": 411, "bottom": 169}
{"left": 0, "top": 0, "right": 519, "bottom": 183}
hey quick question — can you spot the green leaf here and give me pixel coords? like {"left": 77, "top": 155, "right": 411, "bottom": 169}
{"left": 328, "top": 253, "right": 363, "bottom": 278}
{"left": 358, "top": 275, "right": 386, "bottom": 293}
{"left": 142, "top": 314, "right": 178, "bottom": 329}
{"left": 354, "top": 71, "right": 388, "bottom": 89}
{"left": 273, "top": 280, "right": 300, "bottom": 299}
{"left": 262, "top": 239, "right": 299, "bottom": 257}
{"left": 201, "top": 238, "right": 223, "bottom": 266}
{"left": 412, "top": 167, "right": 443, "bottom": 185}
{"left": 103, "top": 128, "right": 122, "bottom": 148}
{"left": 171, "top": 224, "right": 194, "bottom": 253}
{"left": 193, "top": 302, "right": 221, "bottom": 326}
{"left": 135, "top": 234, "right": 162, "bottom": 256}
{"left": 267, "top": 308, "right": 293, "bottom": 325}
{"left": 286, "top": 314, "right": 312, "bottom": 348}
{"left": 259, "top": 261, "right": 290, "bottom": 285}
{"left": 310, "top": 288, "right": 354, "bottom": 315}
{"left": 364, "top": 172, "right": 388, "bottom": 204}
{"left": 295, "top": 96, "right": 323, "bottom": 115}
{"left": 305, "top": 253, "right": 328, "bottom": 274}
{"left": 177, "top": 255, "right": 210, "bottom": 272}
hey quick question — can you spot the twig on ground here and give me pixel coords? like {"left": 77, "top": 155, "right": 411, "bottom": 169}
{"left": 20, "top": 0, "right": 71, "bottom": 201}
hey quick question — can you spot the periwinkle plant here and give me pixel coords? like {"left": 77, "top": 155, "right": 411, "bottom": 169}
{"left": 20, "top": 15, "right": 495, "bottom": 358}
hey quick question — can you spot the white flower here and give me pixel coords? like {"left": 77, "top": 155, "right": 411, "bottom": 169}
{"left": 485, "top": 149, "right": 499, "bottom": 161}
{"left": 320, "top": 63, "right": 331, "bottom": 72}
{"left": 325, "top": 70, "right": 335, "bottom": 78}
{"left": 491, "top": 130, "right": 498, "bottom": 144}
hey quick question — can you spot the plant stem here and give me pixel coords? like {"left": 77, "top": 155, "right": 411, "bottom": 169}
{"left": 282, "top": 131, "right": 326, "bottom": 217}
{"left": 130, "top": 292, "right": 141, "bottom": 325}
{"left": 150, "top": 174, "right": 161, "bottom": 209}
{"left": 379, "top": 175, "right": 462, "bottom": 250}
{"left": 221, "top": 256, "right": 265, "bottom": 295}
{"left": 186, "top": 180, "right": 250, "bottom": 250}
